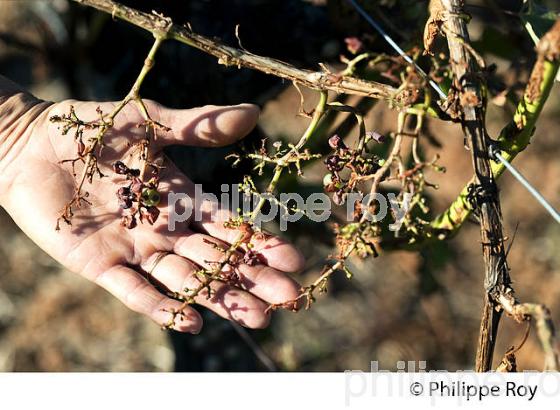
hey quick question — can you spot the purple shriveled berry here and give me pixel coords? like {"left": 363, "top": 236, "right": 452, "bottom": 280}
{"left": 328, "top": 135, "right": 347, "bottom": 150}
{"left": 366, "top": 131, "right": 386, "bottom": 144}
{"left": 118, "top": 197, "right": 133, "bottom": 209}
{"left": 77, "top": 140, "right": 86, "bottom": 157}
{"left": 325, "top": 155, "right": 344, "bottom": 172}
{"left": 324, "top": 183, "right": 337, "bottom": 193}
{"left": 117, "top": 186, "right": 131, "bottom": 197}
{"left": 113, "top": 161, "right": 129, "bottom": 175}
{"left": 344, "top": 37, "right": 363, "bottom": 54}
{"left": 117, "top": 186, "right": 134, "bottom": 209}
{"left": 121, "top": 215, "right": 137, "bottom": 229}
{"left": 333, "top": 190, "right": 345, "bottom": 206}
{"left": 243, "top": 249, "right": 261, "bottom": 266}
{"left": 127, "top": 168, "right": 141, "bottom": 178}
{"left": 143, "top": 206, "right": 160, "bottom": 225}
{"left": 130, "top": 179, "right": 144, "bottom": 194}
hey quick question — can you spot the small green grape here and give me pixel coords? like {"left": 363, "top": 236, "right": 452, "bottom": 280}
{"left": 323, "top": 173, "right": 344, "bottom": 189}
{"left": 323, "top": 173, "right": 334, "bottom": 186}
{"left": 141, "top": 188, "right": 161, "bottom": 207}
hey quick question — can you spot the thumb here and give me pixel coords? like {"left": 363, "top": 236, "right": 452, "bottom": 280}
{"left": 151, "top": 102, "right": 260, "bottom": 148}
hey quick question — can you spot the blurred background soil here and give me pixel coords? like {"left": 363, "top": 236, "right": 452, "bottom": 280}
{"left": 0, "top": 0, "right": 559, "bottom": 371}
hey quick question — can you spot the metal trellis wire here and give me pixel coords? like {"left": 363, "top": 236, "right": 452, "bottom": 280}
{"left": 345, "top": 0, "right": 560, "bottom": 224}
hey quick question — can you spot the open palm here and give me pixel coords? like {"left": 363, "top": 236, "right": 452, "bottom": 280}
{"left": 0, "top": 97, "right": 303, "bottom": 333}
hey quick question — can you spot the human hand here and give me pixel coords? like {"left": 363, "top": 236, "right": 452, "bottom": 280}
{"left": 0, "top": 89, "right": 303, "bottom": 333}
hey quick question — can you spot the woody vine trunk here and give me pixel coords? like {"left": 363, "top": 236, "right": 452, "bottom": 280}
{"left": 441, "top": 0, "right": 511, "bottom": 372}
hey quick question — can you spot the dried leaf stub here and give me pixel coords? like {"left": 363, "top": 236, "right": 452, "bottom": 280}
{"left": 496, "top": 346, "right": 518, "bottom": 372}
{"left": 460, "top": 89, "right": 481, "bottom": 108}
{"left": 538, "top": 18, "right": 560, "bottom": 60}
{"left": 424, "top": 0, "right": 446, "bottom": 55}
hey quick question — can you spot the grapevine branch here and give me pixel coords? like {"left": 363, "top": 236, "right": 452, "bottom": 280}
{"left": 71, "top": 0, "right": 404, "bottom": 102}
{"left": 66, "top": 0, "right": 560, "bottom": 369}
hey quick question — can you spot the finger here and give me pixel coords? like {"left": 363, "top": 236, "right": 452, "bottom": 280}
{"left": 158, "top": 164, "right": 305, "bottom": 273}
{"left": 174, "top": 232, "right": 301, "bottom": 305}
{"left": 144, "top": 252, "right": 271, "bottom": 329}
{"left": 191, "top": 207, "right": 305, "bottom": 273}
{"left": 148, "top": 101, "right": 260, "bottom": 148}
{"left": 94, "top": 265, "right": 203, "bottom": 333}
